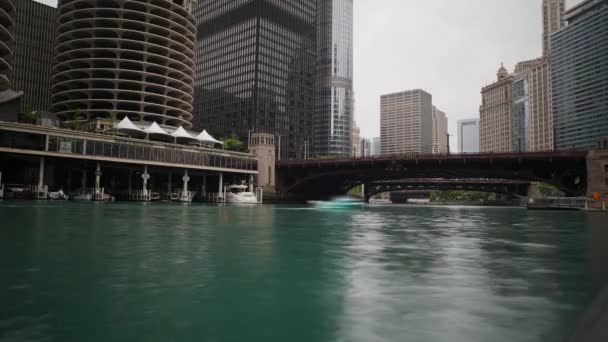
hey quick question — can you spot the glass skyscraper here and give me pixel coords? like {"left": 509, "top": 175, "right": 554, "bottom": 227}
{"left": 551, "top": 0, "right": 608, "bottom": 150}
{"left": 313, "top": 0, "right": 353, "bottom": 157}
{"left": 194, "top": 0, "right": 316, "bottom": 160}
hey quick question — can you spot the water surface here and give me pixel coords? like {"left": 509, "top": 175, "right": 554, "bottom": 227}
{"left": 0, "top": 202, "right": 606, "bottom": 342}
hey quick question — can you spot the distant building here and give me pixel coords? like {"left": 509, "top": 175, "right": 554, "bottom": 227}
{"left": 543, "top": 0, "right": 566, "bottom": 56}
{"left": 432, "top": 106, "right": 448, "bottom": 154}
{"left": 313, "top": 0, "right": 354, "bottom": 157}
{"left": 351, "top": 122, "right": 360, "bottom": 157}
{"left": 380, "top": 89, "right": 433, "bottom": 155}
{"left": 480, "top": 64, "right": 513, "bottom": 152}
{"left": 371, "top": 137, "right": 381, "bottom": 156}
{"left": 0, "top": 0, "right": 22, "bottom": 122}
{"left": 193, "top": 0, "right": 316, "bottom": 159}
{"left": 552, "top": 0, "right": 608, "bottom": 150}
{"left": 457, "top": 119, "right": 480, "bottom": 153}
{"left": 12, "top": 0, "right": 56, "bottom": 114}
{"left": 360, "top": 138, "right": 372, "bottom": 157}
{"left": 511, "top": 64, "right": 530, "bottom": 152}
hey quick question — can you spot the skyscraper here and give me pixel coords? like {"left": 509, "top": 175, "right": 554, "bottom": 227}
{"left": 0, "top": 0, "right": 22, "bottom": 121}
{"left": 552, "top": 0, "right": 608, "bottom": 150}
{"left": 313, "top": 0, "right": 354, "bottom": 157}
{"left": 457, "top": 119, "right": 480, "bottom": 153}
{"left": 194, "top": 0, "right": 317, "bottom": 160}
{"left": 480, "top": 64, "right": 513, "bottom": 152}
{"left": 351, "top": 121, "right": 360, "bottom": 157}
{"left": 543, "top": 0, "right": 566, "bottom": 56}
{"left": 431, "top": 106, "right": 448, "bottom": 154}
{"left": 380, "top": 89, "right": 433, "bottom": 155}
{"left": 51, "top": 0, "right": 197, "bottom": 128}
{"left": 11, "top": 0, "right": 56, "bottom": 114}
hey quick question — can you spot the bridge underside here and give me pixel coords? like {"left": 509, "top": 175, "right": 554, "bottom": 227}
{"left": 277, "top": 152, "right": 588, "bottom": 201}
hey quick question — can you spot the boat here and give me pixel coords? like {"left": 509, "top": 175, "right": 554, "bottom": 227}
{"left": 309, "top": 196, "right": 365, "bottom": 209}
{"left": 224, "top": 184, "right": 260, "bottom": 204}
{"left": 70, "top": 191, "right": 93, "bottom": 201}
{"left": 48, "top": 190, "right": 69, "bottom": 200}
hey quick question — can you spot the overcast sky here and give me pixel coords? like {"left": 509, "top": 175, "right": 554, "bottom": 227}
{"left": 37, "top": 0, "right": 581, "bottom": 146}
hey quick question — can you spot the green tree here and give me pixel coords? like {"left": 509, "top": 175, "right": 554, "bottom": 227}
{"left": 223, "top": 135, "right": 247, "bottom": 152}
{"left": 68, "top": 108, "right": 81, "bottom": 130}
{"left": 18, "top": 104, "right": 38, "bottom": 124}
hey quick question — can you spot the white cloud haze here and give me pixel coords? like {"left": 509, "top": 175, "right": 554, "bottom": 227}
{"left": 36, "top": 0, "right": 582, "bottom": 147}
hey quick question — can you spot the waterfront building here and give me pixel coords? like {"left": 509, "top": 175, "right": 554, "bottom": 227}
{"left": 512, "top": 64, "right": 531, "bottom": 152}
{"left": 432, "top": 106, "right": 448, "bottom": 154}
{"left": 543, "top": 0, "right": 566, "bottom": 56}
{"left": 552, "top": 0, "right": 608, "bottom": 150}
{"left": 313, "top": 0, "right": 354, "bottom": 157}
{"left": 51, "top": 0, "right": 198, "bottom": 129}
{"left": 11, "top": 0, "right": 56, "bottom": 114}
{"left": 380, "top": 89, "right": 433, "bottom": 155}
{"left": 480, "top": 65, "right": 513, "bottom": 152}
{"left": 0, "top": 0, "right": 22, "bottom": 121}
{"left": 371, "top": 137, "right": 381, "bottom": 156}
{"left": 457, "top": 119, "right": 480, "bottom": 153}
{"left": 351, "top": 122, "right": 360, "bottom": 157}
{"left": 193, "top": 0, "right": 316, "bottom": 160}
{"left": 360, "top": 138, "right": 371, "bottom": 157}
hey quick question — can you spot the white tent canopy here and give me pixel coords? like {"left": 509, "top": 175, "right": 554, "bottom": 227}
{"left": 171, "top": 126, "right": 198, "bottom": 143}
{"left": 194, "top": 130, "right": 223, "bottom": 146}
{"left": 144, "top": 122, "right": 172, "bottom": 142}
{"left": 112, "top": 116, "right": 145, "bottom": 137}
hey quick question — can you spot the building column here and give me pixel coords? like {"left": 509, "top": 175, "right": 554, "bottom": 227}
{"left": 202, "top": 175, "right": 207, "bottom": 195}
{"left": 128, "top": 169, "right": 133, "bottom": 193}
{"left": 142, "top": 165, "right": 150, "bottom": 196}
{"left": 249, "top": 175, "right": 254, "bottom": 193}
{"left": 0, "top": 171, "right": 4, "bottom": 198}
{"left": 182, "top": 169, "right": 190, "bottom": 195}
{"left": 94, "top": 162, "right": 102, "bottom": 195}
{"left": 218, "top": 172, "right": 223, "bottom": 196}
{"left": 168, "top": 172, "right": 172, "bottom": 195}
{"left": 38, "top": 157, "right": 45, "bottom": 190}
{"left": 80, "top": 167, "right": 87, "bottom": 190}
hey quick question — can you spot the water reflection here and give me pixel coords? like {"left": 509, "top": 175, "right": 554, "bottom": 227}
{"left": 0, "top": 202, "right": 606, "bottom": 342}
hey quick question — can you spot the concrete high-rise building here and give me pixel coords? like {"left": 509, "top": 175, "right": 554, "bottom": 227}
{"left": 371, "top": 137, "right": 381, "bottom": 156}
{"left": 0, "top": 0, "right": 22, "bottom": 121}
{"left": 51, "top": 0, "right": 198, "bottom": 128}
{"left": 480, "top": 64, "right": 513, "bottom": 152}
{"left": 527, "top": 57, "right": 554, "bottom": 151}
{"left": 511, "top": 63, "right": 531, "bottom": 152}
{"left": 351, "top": 122, "right": 360, "bottom": 157}
{"left": 313, "top": 0, "right": 354, "bottom": 157}
{"left": 380, "top": 89, "right": 433, "bottom": 155}
{"left": 194, "top": 0, "right": 316, "bottom": 160}
{"left": 457, "top": 119, "right": 480, "bottom": 153}
{"left": 543, "top": 0, "right": 566, "bottom": 56}
{"left": 432, "top": 106, "right": 448, "bottom": 154}
{"left": 11, "top": 0, "right": 56, "bottom": 114}
{"left": 552, "top": 0, "right": 608, "bottom": 150}
{"left": 360, "top": 138, "right": 371, "bottom": 157}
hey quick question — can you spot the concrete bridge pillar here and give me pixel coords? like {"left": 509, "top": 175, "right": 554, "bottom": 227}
{"left": 94, "top": 162, "right": 102, "bottom": 195}
{"left": 182, "top": 169, "right": 190, "bottom": 195}
{"left": 249, "top": 175, "right": 254, "bottom": 193}
{"left": 218, "top": 172, "right": 223, "bottom": 198}
{"left": 586, "top": 151, "right": 608, "bottom": 210}
{"left": 142, "top": 165, "right": 150, "bottom": 197}
{"left": 37, "top": 157, "right": 46, "bottom": 198}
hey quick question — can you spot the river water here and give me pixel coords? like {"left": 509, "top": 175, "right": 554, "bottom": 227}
{"left": 0, "top": 202, "right": 607, "bottom": 342}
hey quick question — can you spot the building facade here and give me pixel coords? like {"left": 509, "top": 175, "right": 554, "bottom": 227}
{"left": 543, "top": 0, "right": 566, "bottom": 56}
{"left": 371, "top": 136, "right": 381, "bottom": 156}
{"left": 552, "top": 0, "right": 608, "bottom": 150}
{"left": 457, "top": 119, "right": 479, "bottom": 153}
{"left": 0, "top": 0, "right": 22, "bottom": 122}
{"left": 511, "top": 66, "right": 530, "bottom": 152}
{"left": 194, "top": 0, "right": 316, "bottom": 160}
{"left": 351, "top": 121, "right": 360, "bottom": 157}
{"left": 480, "top": 65, "right": 513, "bottom": 152}
{"left": 11, "top": 0, "right": 56, "bottom": 114}
{"left": 360, "top": 138, "right": 371, "bottom": 157}
{"left": 527, "top": 57, "right": 554, "bottom": 151}
{"left": 380, "top": 89, "right": 432, "bottom": 155}
{"left": 313, "top": 0, "right": 354, "bottom": 157}
{"left": 431, "top": 106, "right": 448, "bottom": 154}
{"left": 51, "top": 0, "right": 198, "bottom": 128}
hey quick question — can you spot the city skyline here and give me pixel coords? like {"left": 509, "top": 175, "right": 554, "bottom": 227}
{"left": 38, "top": 0, "right": 584, "bottom": 148}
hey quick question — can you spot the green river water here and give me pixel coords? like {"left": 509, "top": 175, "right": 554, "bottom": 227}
{"left": 0, "top": 201, "right": 607, "bottom": 342}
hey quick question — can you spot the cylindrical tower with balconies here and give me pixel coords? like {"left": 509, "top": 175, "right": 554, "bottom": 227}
{"left": 51, "top": 0, "right": 197, "bottom": 129}
{"left": 0, "top": 0, "right": 15, "bottom": 92}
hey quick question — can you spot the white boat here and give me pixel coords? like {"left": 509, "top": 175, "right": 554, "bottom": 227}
{"left": 71, "top": 192, "right": 93, "bottom": 201}
{"left": 48, "top": 190, "right": 69, "bottom": 200}
{"left": 225, "top": 184, "right": 260, "bottom": 204}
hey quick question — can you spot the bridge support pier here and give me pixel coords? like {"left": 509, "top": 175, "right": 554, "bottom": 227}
{"left": 586, "top": 151, "right": 608, "bottom": 210}
{"left": 36, "top": 157, "right": 47, "bottom": 199}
